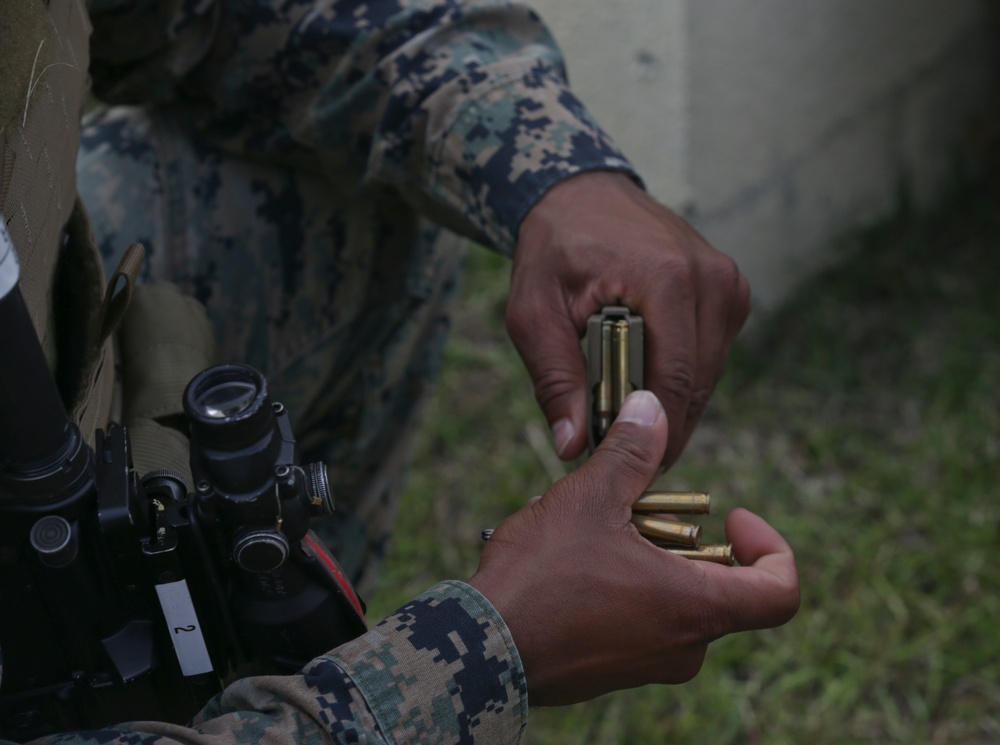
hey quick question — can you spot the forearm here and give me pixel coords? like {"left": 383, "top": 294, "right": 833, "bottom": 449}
{"left": 8, "top": 582, "right": 526, "bottom": 745}
{"left": 359, "top": 1, "right": 642, "bottom": 254}
{"left": 87, "top": 0, "right": 641, "bottom": 254}
{"left": 322, "top": 580, "right": 527, "bottom": 743}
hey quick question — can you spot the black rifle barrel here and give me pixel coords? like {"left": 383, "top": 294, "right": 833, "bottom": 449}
{"left": 0, "top": 220, "right": 75, "bottom": 468}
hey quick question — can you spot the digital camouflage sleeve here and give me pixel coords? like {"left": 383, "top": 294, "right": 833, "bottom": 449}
{"left": 78, "top": 0, "right": 642, "bottom": 598}
{"left": 4, "top": 582, "right": 527, "bottom": 745}
{"left": 86, "top": 0, "right": 637, "bottom": 254}
{"left": 22, "top": 1, "right": 642, "bottom": 741}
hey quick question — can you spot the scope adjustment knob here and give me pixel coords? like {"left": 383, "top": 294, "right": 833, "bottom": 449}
{"left": 233, "top": 529, "right": 289, "bottom": 573}
{"left": 30, "top": 515, "right": 77, "bottom": 567}
{"left": 304, "top": 462, "right": 334, "bottom": 516}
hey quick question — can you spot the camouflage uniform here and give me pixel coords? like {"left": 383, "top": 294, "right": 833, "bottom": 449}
{"left": 78, "top": 0, "right": 639, "bottom": 598}
{"left": 3, "top": 0, "right": 642, "bottom": 741}
{"left": 5, "top": 581, "right": 527, "bottom": 744}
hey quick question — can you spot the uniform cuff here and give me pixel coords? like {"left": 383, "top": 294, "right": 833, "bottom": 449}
{"left": 424, "top": 65, "right": 643, "bottom": 255}
{"left": 323, "top": 580, "right": 528, "bottom": 743}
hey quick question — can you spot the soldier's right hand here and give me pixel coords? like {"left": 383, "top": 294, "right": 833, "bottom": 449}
{"left": 468, "top": 390, "right": 800, "bottom": 706}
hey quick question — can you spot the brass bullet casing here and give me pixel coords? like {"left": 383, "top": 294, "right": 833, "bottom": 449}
{"left": 630, "top": 514, "right": 701, "bottom": 548}
{"left": 632, "top": 491, "right": 711, "bottom": 515}
{"left": 663, "top": 544, "right": 735, "bottom": 566}
{"left": 595, "top": 321, "right": 613, "bottom": 438}
{"left": 587, "top": 307, "right": 643, "bottom": 450}
{"left": 612, "top": 319, "right": 631, "bottom": 416}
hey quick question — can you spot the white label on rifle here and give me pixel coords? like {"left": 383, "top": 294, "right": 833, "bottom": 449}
{"left": 0, "top": 217, "right": 20, "bottom": 299}
{"left": 155, "top": 580, "right": 214, "bottom": 676}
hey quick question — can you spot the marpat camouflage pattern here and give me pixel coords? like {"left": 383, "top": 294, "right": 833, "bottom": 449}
{"left": 78, "top": 0, "right": 639, "bottom": 599}
{"left": 2, "top": 0, "right": 640, "bottom": 741}
{"left": 10, "top": 582, "right": 526, "bottom": 744}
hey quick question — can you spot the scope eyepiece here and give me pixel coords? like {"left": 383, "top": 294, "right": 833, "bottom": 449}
{"left": 183, "top": 365, "right": 290, "bottom": 498}
{"left": 184, "top": 365, "right": 271, "bottom": 447}
{"left": 193, "top": 380, "right": 257, "bottom": 420}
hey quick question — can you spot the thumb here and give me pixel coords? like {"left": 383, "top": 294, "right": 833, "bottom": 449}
{"left": 506, "top": 304, "right": 589, "bottom": 460}
{"left": 568, "top": 390, "right": 668, "bottom": 512}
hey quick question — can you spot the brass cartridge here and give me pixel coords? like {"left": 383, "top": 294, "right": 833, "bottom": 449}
{"left": 663, "top": 544, "right": 735, "bottom": 566}
{"left": 587, "top": 307, "right": 643, "bottom": 450}
{"left": 611, "top": 319, "right": 632, "bottom": 415}
{"left": 630, "top": 514, "right": 700, "bottom": 548}
{"left": 632, "top": 491, "right": 711, "bottom": 515}
{"left": 595, "top": 321, "right": 613, "bottom": 438}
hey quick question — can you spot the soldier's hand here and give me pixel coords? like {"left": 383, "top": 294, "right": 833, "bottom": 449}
{"left": 468, "top": 391, "right": 799, "bottom": 706}
{"left": 508, "top": 170, "right": 751, "bottom": 469}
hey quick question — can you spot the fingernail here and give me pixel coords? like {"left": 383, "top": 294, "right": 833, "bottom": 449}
{"left": 617, "top": 390, "right": 661, "bottom": 427}
{"left": 552, "top": 418, "right": 575, "bottom": 456}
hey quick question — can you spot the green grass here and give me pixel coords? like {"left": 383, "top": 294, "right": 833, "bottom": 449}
{"left": 366, "top": 175, "right": 1000, "bottom": 744}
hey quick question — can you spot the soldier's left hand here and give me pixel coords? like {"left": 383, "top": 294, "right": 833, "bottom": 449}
{"left": 468, "top": 390, "right": 799, "bottom": 705}
{"left": 508, "top": 170, "right": 751, "bottom": 469}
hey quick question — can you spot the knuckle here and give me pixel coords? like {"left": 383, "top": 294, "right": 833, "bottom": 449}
{"left": 735, "top": 271, "right": 752, "bottom": 314}
{"left": 708, "top": 251, "right": 743, "bottom": 287}
{"left": 727, "top": 269, "right": 753, "bottom": 329}
{"left": 657, "top": 255, "right": 697, "bottom": 297}
{"left": 596, "top": 435, "right": 658, "bottom": 480}
{"left": 706, "top": 600, "right": 737, "bottom": 642}
{"left": 531, "top": 366, "right": 578, "bottom": 411}
{"left": 658, "top": 361, "right": 697, "bottom": 404}
{"left": 701, "top": 252, "right": 751, "bottom": 317}
{"left": 779, "top": 583, "right": 802, "bottom": 624}
{"left": 674, "top": 569, "right": 731, "bottom": 642}
{"left": 722, "top": 262, "right": 751, "bottom": 319}
{"left": 685, "top": 387, "right": 712, "bottom": 424}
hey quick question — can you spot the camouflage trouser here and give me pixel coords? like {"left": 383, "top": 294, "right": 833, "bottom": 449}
{"left": 77, "top": 104, "right": 466, "bottom": 598}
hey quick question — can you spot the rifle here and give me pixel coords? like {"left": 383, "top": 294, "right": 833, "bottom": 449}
{"left": 0, "top": 221, "right": 365, "bottom": 740}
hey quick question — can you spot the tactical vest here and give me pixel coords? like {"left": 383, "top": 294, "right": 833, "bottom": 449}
{"left": 1, "top": 11, "right": 367, "bottom": 734}
{"left": 1, "top": 0, "right": 111, "bottom": 435}
{"left": 1, "top": 0, "right": 215, "bottom": 482}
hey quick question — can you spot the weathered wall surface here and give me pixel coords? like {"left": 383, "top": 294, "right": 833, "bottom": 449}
{"left": 528, "top": 0, "right": 692, "bottom": 207}
{"left": 529, "top": 0, "right": 998, "bottom": 310}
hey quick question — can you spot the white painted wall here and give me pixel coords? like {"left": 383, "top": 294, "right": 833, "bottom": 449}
{"left": 530, "top": 0, "right": 998, "bottom": 310}
{"left": 530, "top": 0, "right": 692, "bottom": 208}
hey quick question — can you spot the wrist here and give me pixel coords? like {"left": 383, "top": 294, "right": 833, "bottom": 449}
{"left": 516, "top": 170, "right": 645, "bottom": 249}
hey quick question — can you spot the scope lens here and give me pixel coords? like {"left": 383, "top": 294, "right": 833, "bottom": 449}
{"left": 186, "top": 365, "right": 265, "bottom": 426}
{"left": 194, "top": 380, "right": 258, "bottom": 419}
{"left": 184, "top": 364, "right": 274, "bottom": 457}
{"left": 184, "top": 364, "right": 281, "bottom": 496}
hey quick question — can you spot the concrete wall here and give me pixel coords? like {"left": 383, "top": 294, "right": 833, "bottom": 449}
{"left": 530, "top": 0, "right": 692, "bottom": 206}
{"left": 530, "top": 0, "right": 998, "bottom": 310}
